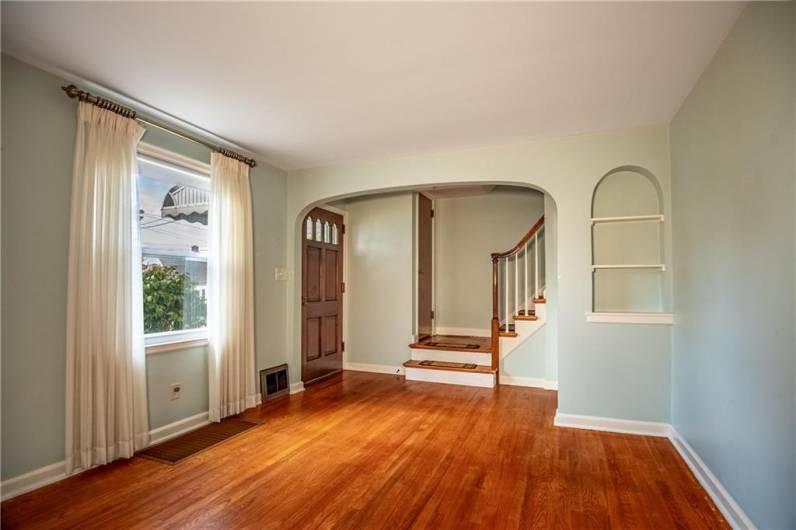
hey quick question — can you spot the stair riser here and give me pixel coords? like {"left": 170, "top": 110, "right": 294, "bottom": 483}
{"left": 410, "top": 348, "right": 492, "bottom": 365}
{"left": 405, "top": 367, "right": 495, "bottom": 388}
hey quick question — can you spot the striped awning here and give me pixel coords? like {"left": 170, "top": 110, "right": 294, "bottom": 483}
{"left": 161, "top": 185, "right": 208, "bottom": 225}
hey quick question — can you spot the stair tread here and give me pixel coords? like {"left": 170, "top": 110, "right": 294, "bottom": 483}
{"left": 514, "top": 314, "right": 538, "bottom": 321}
{"left": 409, "top": 335, "right": 492, "bottom": 353}
{"left": 403, "top": 360, "right": 495, "bottom": 374}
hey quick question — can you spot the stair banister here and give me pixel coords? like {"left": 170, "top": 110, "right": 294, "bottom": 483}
{"left": 490, "top": 215, "right": 545, "bottom": 373}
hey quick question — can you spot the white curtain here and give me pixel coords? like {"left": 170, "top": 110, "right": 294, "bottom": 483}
{"left": 208, "top": 153, "right": 257, "bottom": 422}
{"left": 65, "top": 102, "right": 148, "bottom": 473}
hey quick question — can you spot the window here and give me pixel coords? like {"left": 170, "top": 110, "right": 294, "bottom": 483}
{"left": 306, "top": 217, "right": 314, "bottom": 240}
{"left": 136, "top": 145, "right": 211, "bottom": 347}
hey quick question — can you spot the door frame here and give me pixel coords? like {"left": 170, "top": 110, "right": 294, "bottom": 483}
{"left": 413, "top": 192, "right": 435, "bottom": 342}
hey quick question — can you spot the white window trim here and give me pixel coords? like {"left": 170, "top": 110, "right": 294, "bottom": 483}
{"left": 145, "top": 328, "right": 208, "bottom": 354}
{"left": 138, "top": 143, "right": 211, "bottom": 355}
{"left": 137, "top": 142, "right": 211, "bottom": 176}
{"left": 585, "top": 312, "right": 673, "bottom": 325}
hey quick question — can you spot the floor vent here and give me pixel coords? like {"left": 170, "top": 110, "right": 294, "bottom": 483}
{"left": 260, "top": 363, "right": 289, "bottom": 402}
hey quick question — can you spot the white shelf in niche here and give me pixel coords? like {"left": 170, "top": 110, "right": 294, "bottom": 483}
{"left": 592, "top": 264, "right": 665, "bottom": 271}
{"left": 591, "top": 214, "right": 664, "bottom": 224}
{"left": 586, "top": 312, "right": 673, "bottom": 325}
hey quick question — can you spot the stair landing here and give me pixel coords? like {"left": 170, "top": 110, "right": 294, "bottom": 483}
{"left": 409, "top": 335, "right": 492, "bottom": 353}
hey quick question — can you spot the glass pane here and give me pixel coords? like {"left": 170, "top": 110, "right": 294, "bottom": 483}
{"left": 332, "top": 224, "right": 339, "bottom": 245}
{"left": 323, "top": 221, "right": 331, "bottom": 243}
{"left": 315, "top": 219, "right": 322, "bottom": 241}
{"left": 137, "top": 156, "right": 209, "bottom": 334}
{"left": 306, "top": 217, "right": 313, "bottom": 240}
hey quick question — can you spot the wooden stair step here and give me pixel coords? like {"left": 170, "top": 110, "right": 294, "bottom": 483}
{"left": 533, "top": 297, "right": 546, "bottom": 304}
{"left": 409, "top": 334, "right": 492, "bottom": 353}
{"left": 514, "top": 314, "right": 538, "bottom": 321}
{"left": 498, "top": 324, "right": 518, "bottom": 337}
{"left": 403, "top": 360, "right": 495, "bottom": 374}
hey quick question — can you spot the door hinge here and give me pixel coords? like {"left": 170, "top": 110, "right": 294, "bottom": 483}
{"left": 430, "top": 310, "right": 435, "bottom": 320}
{"left": 341, "top": 341, "right": 345, "bottom": 352}
{"left": 430, "top": 209, "right": 435, "bottom": 218}
{"left": 341, "top": 282, "right": 345, "bottom": 293}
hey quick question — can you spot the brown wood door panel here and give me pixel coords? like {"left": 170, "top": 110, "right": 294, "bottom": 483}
{"left": 302, "top": 207, "right": 344, "bottom": 384}
{"left": 417, "top": 193, "right": 433, "bottom": 340}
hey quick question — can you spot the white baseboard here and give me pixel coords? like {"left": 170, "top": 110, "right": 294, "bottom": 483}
{"left": 0, "top": 460, "right": 69, "bottom": 501}
{"left": 290, "top": 382, "right": 305, "bottom": 394}
{"left": 552, "top": 411, "right": 754, "bottom": 529}
{"left": 669, "top": 428, "right": 755, "bottom": 530}
{"left": 2, "top": 410, "right": 212, "bottom": 501}
{"left": 343, "top": 361, "right": 405, "bottom": 376}
{"left": 500, "top": 375, "right": 557, "bottom": 390}
{"left": 433, "top": 327, "right": 490, "bottom": 338}
{"left": 554, "top": 411, "right": 671, "bottom": 437}
{"left": 148, "top": 411, "right": 211, "bottom": 446}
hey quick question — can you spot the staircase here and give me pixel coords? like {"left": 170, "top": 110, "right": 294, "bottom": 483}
{"left": 404, "top": 216, "right": 546, "bottom": 388}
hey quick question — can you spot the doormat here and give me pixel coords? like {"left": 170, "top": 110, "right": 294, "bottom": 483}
{"left": 419, "top": 360, "right": 478, "bottom": 369}
{"left": 139, "top": 418, "right": 258, "bottom": 465}
{"left": 425, "top": 342, "right": 480, "bottom": 349}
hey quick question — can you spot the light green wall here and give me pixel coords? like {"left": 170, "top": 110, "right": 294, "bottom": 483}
{"left": 0, "top": 55, "right": 288, "bottom": 479}
{"left": 340, "top": 193, "right": 414, "bottom": 367}
{"left": 287, "top": 124, "right": 673, "bottom": 422}
{"left": 434, "top": 188, "right": 544, "bottom": 331}
{"left": 670, "top": 3, "right": 795, "bottom": 528}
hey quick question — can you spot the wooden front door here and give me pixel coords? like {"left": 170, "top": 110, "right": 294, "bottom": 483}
{"left": 302, "top": 207, "right": 344, "bottom": 384}
{"left": 417, "top": 193, "right": 433, "bottom": 340}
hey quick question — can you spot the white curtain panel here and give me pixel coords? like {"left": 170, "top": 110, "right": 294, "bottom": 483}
{"left": 65, "top": 102, "right": 148, "bottom": 473}
{"left": 208, "top": 153, "right": 257, "bottom": 422}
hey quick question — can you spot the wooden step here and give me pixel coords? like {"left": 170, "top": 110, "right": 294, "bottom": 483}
{"left": 404, "top": 360, "right": 496, "bottom": 388}
{"left": 533, "top": 297, "right": 546, "bottom": 304}
{"left": 514, "top": 312, "right": 538, "bottom": 321}
{"left": 403, "top": 360, "right": 494, "bottom": 374}
{"left": 498, "top": 324, "right": 518, "bottom": 337}
{"left": 409, "top": 335, "right": 491, "bottom": 353}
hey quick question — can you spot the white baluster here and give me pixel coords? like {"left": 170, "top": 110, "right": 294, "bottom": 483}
{"left": 503, "top": 258, "right": 508, "bottom": 329}
{"left": 524, "top": 242, "right": 528, "bottom": 315}
{"left": 514, "top": 254, "right": 518, "bottom": 317}
{"left": 534, "top": 232, "right": 539, "bottom": 298}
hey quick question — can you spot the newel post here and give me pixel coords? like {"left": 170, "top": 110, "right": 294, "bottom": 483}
{"left": 491, "top": 256, "right": 500, "bottom": 375}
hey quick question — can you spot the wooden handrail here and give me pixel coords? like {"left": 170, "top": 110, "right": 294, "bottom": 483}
{"left": 490, "top": 215, "right": 545, "bottom": 379}
{"left": 490, "top": 215, "right": 545, "bottom": 259}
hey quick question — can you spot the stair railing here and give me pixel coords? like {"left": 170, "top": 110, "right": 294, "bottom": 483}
{"left": 490, "top": 216, "right": 545, "bottom": 371}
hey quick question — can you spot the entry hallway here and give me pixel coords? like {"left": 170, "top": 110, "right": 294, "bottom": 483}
{"left": 1, "top": 372, "right": 727, "bottom": 529}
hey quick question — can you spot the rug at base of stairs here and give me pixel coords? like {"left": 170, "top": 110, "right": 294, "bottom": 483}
{"left": 139, "top": 418, "right": 259, "bottom": 464}
{"left": 418, "top": 360, "right": 478, "bottom": 369}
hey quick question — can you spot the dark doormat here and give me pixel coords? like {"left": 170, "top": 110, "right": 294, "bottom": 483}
{"left": 139, "top": 418, "right": 259, "bottom": 465}
{"left": 425, "top": 342, "right": 480, "bottom": 349}
{"left": 419, "top": 360, "right": 478, "bottom": 369}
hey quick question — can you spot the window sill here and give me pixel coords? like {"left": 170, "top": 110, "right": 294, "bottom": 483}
{"left": 145, "top": 329, "right": 208, "bottom": 354}
{"left": 585, "top": 312, "right": 673, "bottom": 325}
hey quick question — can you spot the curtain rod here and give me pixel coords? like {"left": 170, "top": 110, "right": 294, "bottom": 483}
{"left": 61, "top": 84, "right": 257, "bottom": 168}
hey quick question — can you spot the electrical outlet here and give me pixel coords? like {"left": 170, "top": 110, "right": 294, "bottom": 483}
{"left": 170, "top": 383, "right": 182, "bottom": 401}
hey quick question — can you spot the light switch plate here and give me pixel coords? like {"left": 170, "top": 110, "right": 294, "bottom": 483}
{"left": 274, "top": 267, "right": 289, "bottom": 281}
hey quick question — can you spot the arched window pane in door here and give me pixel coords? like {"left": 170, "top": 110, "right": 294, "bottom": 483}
{"left": 315, "top": 219, "right": 323, "bottom": 241}
{"left": 323, "top": 221, "right": 331, "bottom": 243}
{"left": 332, "top": 224, "right": 339, "bottom": 245}
{"left": 305, "top": 217, "right": 313, "bottom": 240}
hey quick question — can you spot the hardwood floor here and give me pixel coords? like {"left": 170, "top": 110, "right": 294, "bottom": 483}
{"left": 1, "top": 372, "right": 727, "bottom": 529}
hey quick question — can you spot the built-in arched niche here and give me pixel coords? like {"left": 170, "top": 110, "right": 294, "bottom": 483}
{"left": 590, "top": 167, "right": 665, "bottom": 314}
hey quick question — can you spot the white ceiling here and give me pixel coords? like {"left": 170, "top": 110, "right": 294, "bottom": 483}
{"left": 2, "top": 2, "right": 743, "bottom": 170}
